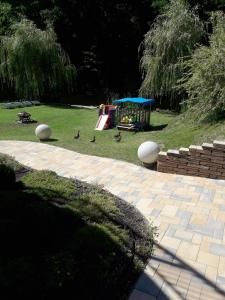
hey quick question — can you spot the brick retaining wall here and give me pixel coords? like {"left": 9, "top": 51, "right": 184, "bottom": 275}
{"left": 157, "top": 141, "right": 225, "bottom": 179}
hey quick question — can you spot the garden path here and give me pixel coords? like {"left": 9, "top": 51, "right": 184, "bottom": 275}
{"left": 0, "top": 140, "right": 225, "bottom": 300}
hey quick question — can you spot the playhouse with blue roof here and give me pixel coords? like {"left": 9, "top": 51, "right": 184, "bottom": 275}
{"left": 95, "top": 97, "right": 155, "bottom": 131}
{"left": 112, "top": 97, "right": 155, "bottom": 131}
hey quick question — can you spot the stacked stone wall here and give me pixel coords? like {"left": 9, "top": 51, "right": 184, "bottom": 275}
{"left": 157, "top": 141, "right": 225, "bottom": 179}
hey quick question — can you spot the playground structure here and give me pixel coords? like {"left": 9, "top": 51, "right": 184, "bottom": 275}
{"left": 112, "top": 97, "right": 155, "bottom": 131}
{"left": 95, "top": 104, "right": 117, "bottom": 130}
{"left": 95, "top": 98, "right": 155, "bottom": 131}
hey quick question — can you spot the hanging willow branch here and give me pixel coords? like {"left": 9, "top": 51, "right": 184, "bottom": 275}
{"left": 0, "top": 18, "right": 76, "bottom": 99}
{"left": 139, "top": 0, "right": 204, "bottom": 109}
{"left": 182, "top": 11, "right": 225, "bottom": 122}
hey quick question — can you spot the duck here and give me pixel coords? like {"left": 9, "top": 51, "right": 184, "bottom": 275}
{"left": 114, "top": 135, "right": 121, "bottom": 142}
{"left": 114, "top": 131, "right": 121, "bottom": 139}
{"left": 74, "top": 130, "right": 80, "bottom": 139}
{"left": 90, "top": 136, "right": 96, "bottom": 143}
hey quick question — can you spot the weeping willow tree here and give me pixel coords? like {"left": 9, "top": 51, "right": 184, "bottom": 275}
{"left": 0, "top": 18, "right": 76, "bottom": 99}
{"left": 139, "top": 0, "right": 204, "bottom": 110}
{"left": 182, "top": 12, "right": 225, "bottom": 121}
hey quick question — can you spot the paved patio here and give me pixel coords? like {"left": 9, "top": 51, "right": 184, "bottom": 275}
{"left": 0, "top": 140, "right": 225, "bottom": 300}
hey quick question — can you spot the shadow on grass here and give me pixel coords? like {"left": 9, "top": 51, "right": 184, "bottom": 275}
{"left": 41, "top": 138, "right": 59, "bottom": 142}
{"left": 44, "top": 103, "right": 96, "bottom": 110}
{"left": 150, "top": 124, "right": 168, "bottom": 131}
{"left": 155, "top": 109, "right": 179, "bottom": 116}
{"left": 0, "top": 186, "right": 164, "bottom": 300}
{"left": 44, "top": 103, "right": 97, "bottom": 111}
{"left": 41, "top": 102, "right": 72, "bottom": 109}
{"left": 68, "top": 191, "right": 156, "bottom": 259}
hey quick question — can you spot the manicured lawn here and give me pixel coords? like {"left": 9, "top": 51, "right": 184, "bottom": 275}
{"left": 1, "top": 105, "right": 225, "bottom": 164}
{"left": 0, "top": 155, "right": 155, "bottom": 300}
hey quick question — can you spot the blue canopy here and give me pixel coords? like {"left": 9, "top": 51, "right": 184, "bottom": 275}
{"left": 112, "top": 97, "right": 155, "bottom": 106}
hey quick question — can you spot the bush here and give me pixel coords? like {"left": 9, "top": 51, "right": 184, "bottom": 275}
{"left": 0, "top": 164, "right": 16, "bottom": 189}
{"left": 0, "top": 153, "right": 22, "bottom": 171}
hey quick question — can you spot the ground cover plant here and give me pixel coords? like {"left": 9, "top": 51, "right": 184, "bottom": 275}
{"left": 1, "top": 105, "right": 225, "bottom": 163}
{"left": 0, "top": 154, "right": 155, "bottom": 300}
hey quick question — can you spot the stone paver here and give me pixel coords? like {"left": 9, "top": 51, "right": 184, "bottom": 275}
{"left": 0, "top": 140, "right": 225, "bottom": 300}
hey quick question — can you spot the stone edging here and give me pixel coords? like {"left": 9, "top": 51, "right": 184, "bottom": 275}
{"left": 157, "top": 140, "right": 225, "bottom": 179}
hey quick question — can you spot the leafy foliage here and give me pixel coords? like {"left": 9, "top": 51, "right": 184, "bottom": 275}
{"left": 182, "top": 11, "right": 225, "bottom": 121}
{"left": 139, "top": 0, "right": 204, "bottom": 109}
{"left": 152, "top": 0, "right": 225, "bottom": 12}
{"left": 0, "top": 2, "right": 17, "bottom": 35}
{"left": 0, "top": 18, "right": 76, "bottom": 99}
{"left": 189, "top": 0, "right": 225, "bottom": 12}
{"left": 1, "top": 0, "right": 156, "bottom": 97}
{"left": 1, "top": 0, "right": 225, "bottom": 101}
{"left": 151, "top": 0, "right": 169, "bottom": 11}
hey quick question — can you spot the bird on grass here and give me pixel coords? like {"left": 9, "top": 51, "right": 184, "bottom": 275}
{"left": 90, "top": 136, "right": 96, "bottom": 143}
{"left": 114, "top": 135, "right": 121, "bottom": 142}
{"left": 114, "top": 131, "right": 121, "bottom": 139}
{"left": 74, "top": 130, "right": 80, "bottom": 139}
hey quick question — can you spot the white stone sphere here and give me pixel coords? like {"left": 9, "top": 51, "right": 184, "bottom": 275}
{"left": 35, "top": 124, "right": 52, "bottom": 140}
{"left": 138, "top": 141, "right": 160, "bottom": 164}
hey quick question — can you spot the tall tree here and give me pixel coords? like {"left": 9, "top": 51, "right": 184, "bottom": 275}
{"left": 139, "top": 0, "right": 204, "bottom": 110}
{"left": 0, "top": 18, "right": 76, "bottom": 99}
{"left": 152, "top": 0, "right": 225, "bottom": 13}
{"left": 2, "top": 0, "right": 225, "bottom": 102}
{"left": 182, "top": 11, "right": 225, "bottom": 121}
{"left": 2, "top": 0, "right": 156, "bottom": 98}
{"left": 0, "top": 2, "right": 17, "bottom": 35}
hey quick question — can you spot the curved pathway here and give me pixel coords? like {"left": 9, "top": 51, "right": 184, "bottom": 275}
{"left": 0, "top": 140, "right": 225, "bottom": 300}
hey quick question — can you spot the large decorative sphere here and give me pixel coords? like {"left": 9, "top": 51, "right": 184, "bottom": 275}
{"left": 138, "top": 141, "right": 160, "bottom": 164}
{"left": 35, "top": 124, "right": 52, "bottom": 140}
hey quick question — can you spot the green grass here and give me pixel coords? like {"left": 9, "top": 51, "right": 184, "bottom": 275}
{"left": 0, "top": 158, "right": 155, "bottom": 300}
{"left": 1, "top": 105, "right": 225, "bottom": 164}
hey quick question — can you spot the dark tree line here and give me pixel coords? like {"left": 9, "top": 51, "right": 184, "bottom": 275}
{"left": 1, "top": 0, "right": 225, "bottom": 103}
